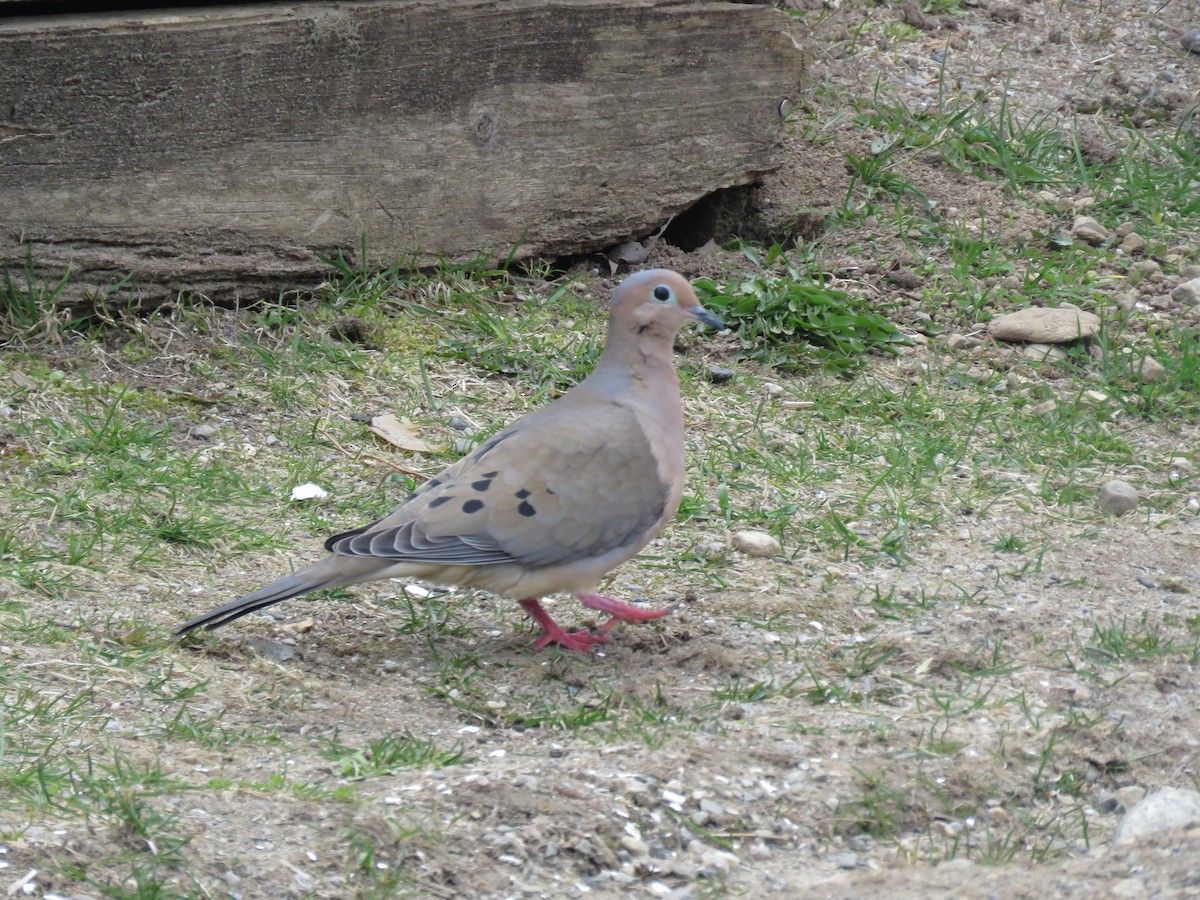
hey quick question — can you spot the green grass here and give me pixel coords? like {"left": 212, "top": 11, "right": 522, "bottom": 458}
{"left": 695, "top": 249, "right": 910, "bottom": 372}
{"left": 320, "top": 731, "right": 466, "bottom": 779}
{"left": 1, "top": 251, "right": 70, "bottom": 337}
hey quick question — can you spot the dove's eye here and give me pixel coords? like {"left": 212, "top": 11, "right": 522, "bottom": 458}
{"left": 652, "top": 285, "right": 674, "bottom": 303}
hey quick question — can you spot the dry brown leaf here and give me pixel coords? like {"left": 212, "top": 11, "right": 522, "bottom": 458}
{"left": 369, "top": 413, "right": 433, "bottom": 453}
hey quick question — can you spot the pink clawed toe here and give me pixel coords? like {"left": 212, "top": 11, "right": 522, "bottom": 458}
{"left": 519, "top": 595, "right": 673, "bottom": 652}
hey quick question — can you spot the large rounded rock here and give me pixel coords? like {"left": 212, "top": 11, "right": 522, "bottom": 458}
{"left": 989, "top": 305, "right": 1101, "bottom": 343}
{"left": 1114, "top": 788, "right": 1200, "bottom": 846}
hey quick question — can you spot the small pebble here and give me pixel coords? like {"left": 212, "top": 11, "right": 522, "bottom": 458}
{"left": 1120, "top": 232, "right": 1146, "bottom": 253}
{"left": 1071, "top": 215, "right": 1109, "bottom": 246}
{"left": 1098, "top": 480, "right": 1139, "bottom": 516}
{"left": 828, "top": 851, "right": 859, "bottom": 869}
{"left": 731, "top": 531, "right": 782, "bottom": 558}
{"left": 1128, "top": 259, "right": 1162, "bottom": 285}
{"left": 244, "top": 638, "right": 296, "bottom": 662}
{"left": 1023, "top": 343, "right": 1068, "bottom": 362}
{"left": 697, "top": 848, "right": 739, "bottom": 877}
{"left": 1116, "top": 786, "right": 1147, "bottom": 811}
{"left": 1134, "top": 355, "right": 1165, "bottom": 383}
{"left": 619, "top": 835, "right": 649, "bottom": 856}
{"left": 191, "top": 424, "right": 218, "bottom": 440}
{"left": 705, "top": 366, "right": 735, "bottom": 384}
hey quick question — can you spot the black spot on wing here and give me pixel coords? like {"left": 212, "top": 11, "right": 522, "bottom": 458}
{"left": 515, "top": 488, "right": 531, "bottom": 499}
{"left": 461, "top": 499, "right": 484, "bottom": 514}
{"left": 428, "top": 496, "right": 452, "bottom": 508}
{"left": 471, "top": 478, "right": 492, "bottom": 492}
{"left": 518, "top": 500, "right": 536, "bottom": 517}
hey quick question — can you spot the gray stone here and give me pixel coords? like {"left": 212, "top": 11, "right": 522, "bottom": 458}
{"left": 1120, "top": 232, "right": 1146, "bottom": 253}
{"left": 244, "top": 637, "right": 296, "bottom": 662}
{"left": 705, "top": 366, "right": 735, "bottom": 384}
{"left": 1022, "top": 343, "right": 1069, "bottom": 362}
{"left": 1134, "top": 355, "right": 1166, "bottom": 383}
{"left": 990, "top": 306, "right": 1100, "bottom": 343}
{"left": 1171, "top": 277, "right": 1200, "bottom": 306}
{"left": 619, "top": 835, "right": 650, "bottom": 856}
{"left": 1115, "top": 291, "right": 1139, "bottom": 313}
{"left": 731, "top": 531, "right": 781, "bottom": 558}
{"left": 946, "top": 333, "right": 982, "bottom": 351}
{"left": 191, "top": 423, "right": 218, "bottom": 440}
{"left": 1182, "top": 29, "right": 1200, "bottom": 54}
{"left": 1127, "top": 259, "right": 1162, "bottom": 285}
{"left": 1071, "top": 215, "right": 1109, "bottom": 246}
{"left": 1098, "top": 480, "right": 1139, "bottom": 516}
{"left": 1114, "top": 788, "right": 1200, "bottom": 845}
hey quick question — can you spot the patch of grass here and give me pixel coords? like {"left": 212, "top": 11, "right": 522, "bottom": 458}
{"left": 1085, "top": 615, "right": 1197, "bottom": 662}
{"left": 1071, "top": 127, "right": 1200, "bottom": 231}
{"left": 695, "top": 252, "right": 909, "bottom": 373}
{"left": 319, "top": 731, "right": 465, "bottom": 779}
{"left": 0, "top": 251, "right": 69, "bottom": 337}
{"left": 712, "top": 671, "right": 806, "bottom": 703}
{"left": 343, "top": 814, "right": 434, "bottom": 899}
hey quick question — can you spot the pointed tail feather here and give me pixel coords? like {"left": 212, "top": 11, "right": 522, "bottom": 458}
{"left": 174, "top": 559, "right": 359, "bottom": 635}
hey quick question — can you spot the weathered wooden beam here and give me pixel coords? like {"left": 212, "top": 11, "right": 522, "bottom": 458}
{"left": 0, "top": 1, "right": 803, "bottom": 305}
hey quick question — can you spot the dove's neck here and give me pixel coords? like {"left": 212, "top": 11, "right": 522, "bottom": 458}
{"left": 590, "top": 323, "right": 681, "bottom": 404}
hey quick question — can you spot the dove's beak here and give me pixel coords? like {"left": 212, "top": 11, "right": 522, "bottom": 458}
{"left": 691, "top": 305, "right": 726, "bottom": 332}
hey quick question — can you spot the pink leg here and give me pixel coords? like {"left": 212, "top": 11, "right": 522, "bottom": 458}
{"left": 577, "top": 593, "right": 673, "bottom": 633}
{"left": 519, "top": 598, "right": 612, "bottom": 652}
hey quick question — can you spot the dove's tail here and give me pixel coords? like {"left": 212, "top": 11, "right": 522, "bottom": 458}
{"left": 174, "top": 558, "right": 357, "bottom": 635}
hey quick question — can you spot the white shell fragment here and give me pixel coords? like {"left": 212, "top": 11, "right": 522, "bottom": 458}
{"left": 289, "top": 483, "right": 330, "bottom": 502}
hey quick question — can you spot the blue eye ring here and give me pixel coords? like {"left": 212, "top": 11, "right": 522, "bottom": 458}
{"left": 652, "top": 285, "right": 673, "bottom": 302}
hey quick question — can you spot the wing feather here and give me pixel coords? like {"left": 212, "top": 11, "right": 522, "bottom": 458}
{"left": 325, "top": 403, "right": 668, "bottom": 569}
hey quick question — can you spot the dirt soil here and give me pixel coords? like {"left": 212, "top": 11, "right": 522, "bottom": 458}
{"left": 4, "top": 1, "right": 1200, "bottom": 898}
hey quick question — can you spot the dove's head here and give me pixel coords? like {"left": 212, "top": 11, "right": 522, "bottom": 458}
{"left": 609, "top": 269, "right": 725, "bottom": 340}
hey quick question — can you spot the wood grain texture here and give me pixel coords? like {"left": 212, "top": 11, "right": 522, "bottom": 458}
{"left": 0, "top": 1, "right": 803, "bottom": 304}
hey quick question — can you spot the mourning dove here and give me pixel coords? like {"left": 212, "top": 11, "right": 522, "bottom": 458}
{"left": 176, "top": 269, "right": 723, "bottom": 651}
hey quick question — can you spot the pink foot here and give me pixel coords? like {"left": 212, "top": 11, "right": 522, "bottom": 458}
{"left": 578, "top": 593, "right": 674, "bottom": 633}
{"left": 519, "top": 599, "right": 612, "bottom": 652}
